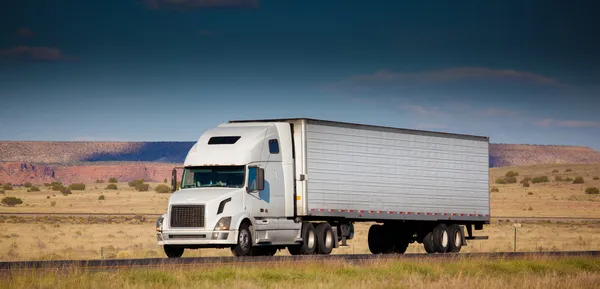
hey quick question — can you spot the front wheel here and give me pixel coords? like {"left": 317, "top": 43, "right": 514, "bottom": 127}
{"left": 231, "top": 223, "right": 253, "bottom": 256}
{"left": 164, "top": 245, "right": 184, "bottom": 258}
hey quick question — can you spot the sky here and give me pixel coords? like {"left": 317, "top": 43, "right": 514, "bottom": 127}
{"left": 1, "top": 0, "right": 599, "bottom": 150}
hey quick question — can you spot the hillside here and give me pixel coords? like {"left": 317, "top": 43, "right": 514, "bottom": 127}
{"left": 489, "top": 144, "right": 600, "bottom": 167}
{"left": 0, "top": 141, "right": 195, "bottom": 163}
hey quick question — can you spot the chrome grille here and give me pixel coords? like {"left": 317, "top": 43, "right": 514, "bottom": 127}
{"left": 170, "top": 205, "right": 205, "bottom": 228}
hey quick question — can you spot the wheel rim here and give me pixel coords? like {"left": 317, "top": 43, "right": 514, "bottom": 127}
{"left": 324, "top": 230, "right": 333, "bottom": 249}
{"left": 239, "top": 229, "right": 250, "bottom": 251}
{"left": 454, "top": 231, "right": 461, "bottom": 247}
{"left": 307, "top": 229, "right": 315, "bottom": 249}
{"left": 441, "top": 230, "right": 448, "bottom": 247}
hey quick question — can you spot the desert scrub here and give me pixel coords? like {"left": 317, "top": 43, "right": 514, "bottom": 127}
{"left": 27, "top": 186, "right": 40, "bottom": 192}
{"left": 95, "top": 179, "right": 104, "bottom": 183}
{"left": 154, "top": 184, "right": 172, "bottom": 194}
{"left": 565, "top": 168, "right": 573, "bottom": 172}
{"left": 594, "top": 176, "right": 600, "bottom": 180}
{"left": 69, "top": 183, "right": 86, "bottom": 190}
{"left": 128, "top": 179, "right": 145, "bottom": 187}
{"left": 2, "top": 183, "right": 13, "bottom": 190}
{"left": 105, "top": 184, "right": 118, "bottom": 190}
{"left": 585, "top": 187, "right": 599, "bottom": 195}
{"left": 23, "top": 182, "right": 32, "bottom": 188}
{"left": 61, "top": 187, "right": 72, "bottom": 196}
{"left": 98, "top": 195, "right": 105, "bottom": 201}
{"left": 573, "top": 177, "right": 585, "bottom": 184}
{"left": 495, "top": 178, "right": 507, "bottom": 184}
{"left": 108, "top": 177, "right": 118, "bottom": 183}
{"left": 135, "top": 183, "right": 150, "bottom": 192}
{"left": 531, "top": 176, "right": 549, "bottom": 184}
{"left": 1, "top": 196, "right": 23, "bottom": 207}
{"left": 490, "top": 187, "right": 499, "bottom": 192}
{"left": 505, "top": 171, "right": 519, "bottom": 178}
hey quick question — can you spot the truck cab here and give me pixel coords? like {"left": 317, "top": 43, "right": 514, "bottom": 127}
{"left": 156, "top": 121, "right": 307, "bottom": 257}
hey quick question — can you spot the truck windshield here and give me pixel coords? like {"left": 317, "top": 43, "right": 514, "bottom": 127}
{"left": 181, "top": 166, "right": 245, "bottom": 189}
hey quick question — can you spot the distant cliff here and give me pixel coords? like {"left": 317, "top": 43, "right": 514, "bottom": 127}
{"left": 0, "top": 141, "right": 195, "bottom": 164}
{"left": 489, "top": 144, "right": 600, "bottom": 167}
{"left": 1, "top": 142, "right": 600, "bottom": 185}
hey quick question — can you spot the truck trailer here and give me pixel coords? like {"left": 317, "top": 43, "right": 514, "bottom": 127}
{"left": 156, "top": 118, "right": 490, "bottom": 257}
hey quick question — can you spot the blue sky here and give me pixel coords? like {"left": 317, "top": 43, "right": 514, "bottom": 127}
{"left": 1, "top": 0, "right": 599, "bottom": 150}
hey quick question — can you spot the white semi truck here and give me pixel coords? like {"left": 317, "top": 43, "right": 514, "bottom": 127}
{"left": 156, "top": 118, "right": 490, "bottom": 257}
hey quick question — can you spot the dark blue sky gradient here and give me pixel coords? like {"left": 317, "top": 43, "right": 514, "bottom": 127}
{"left": 1, "top": 0, "right": 599, "bottom": 150}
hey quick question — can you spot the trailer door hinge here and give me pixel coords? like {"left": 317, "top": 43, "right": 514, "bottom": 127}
{"left": 299, "top": 174, "right": 306, "bottom": 181}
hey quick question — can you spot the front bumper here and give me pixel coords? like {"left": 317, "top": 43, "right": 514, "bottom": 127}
{"left": 157, "top": 229, "right": 238, "bottom": 246}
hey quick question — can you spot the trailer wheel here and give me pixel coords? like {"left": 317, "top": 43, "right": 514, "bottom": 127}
{"left": 315, "top": 222, "right": 334, "bottom": 255}
{"left": 288, "top": 222, "right": 316, "bottom": 255}
{"left": 447, "top": 224, "right": 463, "bottom": 253}
{"left": 422, "top": 231, "right": 435, "bottom": 253}
{"left": 432, "top": 224, "right": 450, "bottom": 253}
{"left": 368, "top": 225, "right": 384, "bottom": 254}
{"left": 164, "top": 246, "right": 184, "bottom": 258}
{"left": 394, "top": 238, "right": 409, "bottom": 254}
{"left": 231, "top": 223, "right": 253, "bottom": 256}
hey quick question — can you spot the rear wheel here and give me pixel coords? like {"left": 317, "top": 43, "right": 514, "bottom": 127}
{"left": 422, "top": 231, "right": 435, "bottom": 253}
{"left": 368, "top": 224, "right": 385, "bottom": 254}
{"left": 315, "top": 222, "right": 334, "bottom": 255}
{"left": 447, "top": 224, "right": 463, "bottom": 253}
{"left": 393, "top": 238, "right": 409, "bottom": 254}
{"left": 432, "top": 224, "right": 450, "bottom": 253}
{"left": 231, "top": 223, "right": 253, "bottom": 256}
{"left": 164, "top": 246, "right": 184, "bottom": 258}
{"left": 288, "top": 222, "right": 317, "bottom": 255}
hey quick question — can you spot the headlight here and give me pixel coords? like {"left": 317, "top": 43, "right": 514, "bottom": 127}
{"left": 156, "top": 216, "right": 164, "bottom": 231}
{"left": 214, "top": 217, "right": 231, "bottom": 231}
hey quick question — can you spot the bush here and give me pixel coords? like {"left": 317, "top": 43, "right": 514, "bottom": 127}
{"left": 98, "top": 195, "right": 105, "bottom": 200}
{"left": 522, "top": 176, "right": 532, "bottom": 182}
{"left": 490, "top": 187, "right": 499, "bottom": 192}
{"left": 2, "top": 184, "right": 13, "bottom": 190}
{"left": 555, "top": 176, "right": 563, "bottom": 182}
{"left": 585, "top": 187, "right": 600, "bottom": 195}
{"left": 28, "top": 186, "right": 40, "bottom": 192}
{"left": 504, "top": 176, "right": 517, "bottom": 184}
{"left": 135, "top": 183, "right": 150, "bottom": 192}
{"left": 0, "top": 190, "right": 4, "bottom": 195}
{"left": 2, "top": 197, "right": 23, "bottom": 207}
{"left": 565, "top": 177, "right": 574, "bottom": 182}
{"left": 552, "top": 169, "right": 559, "bottom": 173}
{"left": 24, "top": 182, "right": 32, "bottom": 188}
{"left": 527, "top": 192, "right": 534, "bottom": 195}
{"left": 51, "top": 182, "right": 62, "bottom": 186}
{"left": 163, "top": 178, "right": 168, "bottom": 183}
{"left": 531, "top": 176, "right": 549, "bottom": 184}
{"left": 61, "top": 187, "right": 72, "bottom": 196}
{"left": 95, "top": 179, "right": 104, "bottom": 183}
{"left": 573, "top": 177, "right": 585, "bottom": 184}
{"left": 505, "top": 171, "right": 519, "bottom": 178}
{"left": 565, "top": 169, "right": 573, "bottom": 172}
{"left": 50, "top": 201, "right": 56, "bottom": 206}
{"left": 69, "top": 183, "right": 86, "bottom": 191}
{"left": 528, "top": 206, "right": 533, "bottom": 211}
{"left": 154, "top": 184, "right": 172, "bottom": 194}
{"left": 108, "top": 177, "right": 118, "bottom": 183}
{"left": 495, "top": 178, "right": 507, "bottom": 184}
{"left": 128, "top": 179, "right": 145, "bottom": 188}
{"left": 43, "top": 183, "right": 51, "bottom": 187}
{"left": 593, "top": 176, "right": 599, "bottom": 180}
{"left": 106, "top": 184, "right": 118, "bottom": 190}
{"left": 522, "top": 182, "right": 530, "bottom": 188}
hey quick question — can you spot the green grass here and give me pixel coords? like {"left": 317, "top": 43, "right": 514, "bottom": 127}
{"left": 2, "top": 257, "right": 600, "bottom": 289}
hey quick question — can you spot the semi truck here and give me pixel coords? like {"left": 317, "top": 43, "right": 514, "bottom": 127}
{"left": 155, "top": 118, "right": 490, "bottom": 257}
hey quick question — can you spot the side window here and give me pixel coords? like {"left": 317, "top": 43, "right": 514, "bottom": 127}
{"left": 269, "top": 139, "right": 279, "bottom": 154}
{"left": 248, "top": 167, "right": 257, "bottom": 191}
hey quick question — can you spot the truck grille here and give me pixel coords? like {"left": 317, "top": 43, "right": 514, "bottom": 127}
{"left": 170, "top": 205, "right": 205, "bottom": 228}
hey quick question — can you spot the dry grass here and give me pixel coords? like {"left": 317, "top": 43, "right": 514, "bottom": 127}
{"left": 490, "top": 164, "right": 600, "bottom": 218}
{"left": 1, "top": 218, "right": 599, "bottom": 261}
{"left": 2, "top": 257, "right": 600, "bottom": 289}
{"left": 0, "top": 182, "right": 170, "bottom": 214}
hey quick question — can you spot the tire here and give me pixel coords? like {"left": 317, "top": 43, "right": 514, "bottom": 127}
{"left": 164, "top": 246, "right": 184, "bottom": 258}
{"left": 447, "top": 224, "right": 463, "bottom": 253}
{"left": 432, "top": 224, "right": 450, "bottom": 253}
{"left": 231, "top": 223, "right": 253, "bottom": 256}
{"left": 368, "top": 225, "right": 384, "bottom": 254}
{"left": 315, "top": 222, "right": 334, "bottom": 255}
{"left": 288, "top": 222, "right": 317, "bottom": 255}
{"left": 422, "top": 231, "right": 435, "bottom": 254}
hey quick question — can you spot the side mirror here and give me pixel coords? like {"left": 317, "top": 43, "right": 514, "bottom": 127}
{"left": 171, "top": 168, "right": 178, "bottom": 192}
{"left": 247, "top": 166, "right": 265, "bottom": 192}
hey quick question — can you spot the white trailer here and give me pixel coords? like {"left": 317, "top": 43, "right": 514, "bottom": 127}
{"left": 156, "top": 118, "right": 490, "bottom": 257}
